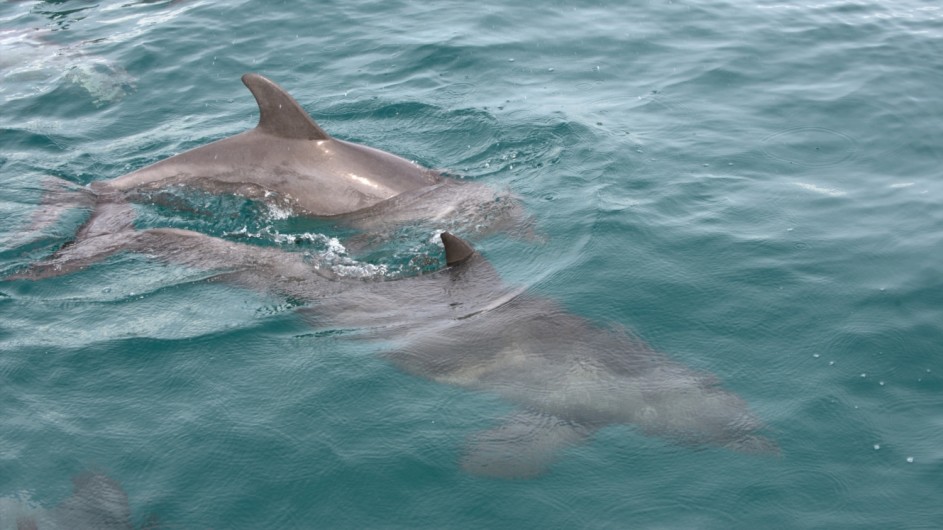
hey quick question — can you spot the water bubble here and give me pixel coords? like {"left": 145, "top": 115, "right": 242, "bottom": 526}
{"left": 879, "top": 381, "right": 885, "bottom": 386}
{"left": 873, "top": 444, "right": 880, "bottom": 450}
{"left": 906, "top": 457, "right": 914, "bottom": 463}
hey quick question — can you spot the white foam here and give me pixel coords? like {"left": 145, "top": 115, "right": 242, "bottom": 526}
{"left": 795, "top": 182, "right": 847, "bottom": 197}
{"left": 239, "top": 228, "right": 392, "bottom": 279}
{"left": 265, "top": 202, "right": 293, "bottom": 220}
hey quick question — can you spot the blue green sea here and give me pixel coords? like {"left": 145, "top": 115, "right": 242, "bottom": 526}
{"left": 2, "top": 0, "right": 942, "bottom": 528}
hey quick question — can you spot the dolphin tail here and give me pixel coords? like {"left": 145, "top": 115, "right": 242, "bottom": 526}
{"left": 7, "top": 200, "right": 138, "bottom": 280}
{"left": 460, "top": 411, "right": 592, "bottom": 479}
{"left": 10, "top": 176, "right": 134, "bottom": 251}
{"left": 3, "top": 178, "right": 136, "bottom": 280}
{"left": 31, "top": 177, "right": 96, "bottom": 230}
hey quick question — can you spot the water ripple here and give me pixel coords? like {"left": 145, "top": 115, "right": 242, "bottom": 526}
{"left": 763, "top": 127, "right": 858, "bottom": 167}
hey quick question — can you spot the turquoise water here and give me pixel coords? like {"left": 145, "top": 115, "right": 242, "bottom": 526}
{"left": 2, "top": 0, "right": 942, "bottom": 527}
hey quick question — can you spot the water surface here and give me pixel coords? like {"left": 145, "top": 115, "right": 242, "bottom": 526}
{"left": 1, "top": 0, "right": 942, "bottom": 528}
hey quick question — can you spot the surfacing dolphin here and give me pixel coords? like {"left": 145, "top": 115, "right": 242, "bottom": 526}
{"left": 39, "top": 73, "right": 530, "bottom": 244}
{"left": 10, "top": 228, "right": 776, "bottom": 479}
{"left": 98, "top": 73, "right": 441, "bottom": 216}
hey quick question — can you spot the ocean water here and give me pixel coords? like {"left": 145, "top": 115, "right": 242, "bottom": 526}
{"left": 2, "top": 0, "right": 942, "bottom": 528}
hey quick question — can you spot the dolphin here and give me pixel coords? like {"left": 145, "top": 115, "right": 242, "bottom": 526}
{"left": 0, "top": 473, "right": 146, "bottom": 530}
{"left": 10, "top": 227, "right": 776, "bottom": 479}
{"left": 95, "top": 73, "right": 441, "bottom": 216}
{"left": 50, "top": 73, "right": 529, "bottom": 243}
{"left": 0, "top": 27, "right": 135, "bottom": 107}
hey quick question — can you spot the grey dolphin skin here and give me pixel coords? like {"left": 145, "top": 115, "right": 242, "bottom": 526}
{"left": 0, "top": 473, "right": 141, "bottom": 529}
{"left": 97, "top": 73, "right": 440, "bottom": 216}
{"left": 70, "top": 73, "right": 529, "bottom": 241}
{"left": 12, "top": 228, "right": 776, "bottom": 479}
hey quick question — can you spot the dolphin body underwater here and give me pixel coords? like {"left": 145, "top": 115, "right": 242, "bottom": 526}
{"left": 42, "top": 73, "right": 528, "bottom": 242}
{"left": 0, "top": 473, "right": 141, "bottom": 530}
{"left": 11, "top": 226, "right": 777, "bottom": 479}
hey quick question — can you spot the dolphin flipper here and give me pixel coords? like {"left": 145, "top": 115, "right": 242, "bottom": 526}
{"left": 1, "top": 177, "right": 96, "bottom": 255}
{"left": 461, "top": 411, "right": 591, "bottom": 479}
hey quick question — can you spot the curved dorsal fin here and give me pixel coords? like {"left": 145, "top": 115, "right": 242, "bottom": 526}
{"left": 441, "top": 232, "right": 476, "bottom": 266}
{"left": 241, "top": 73, "right": 329, "bottom": 140}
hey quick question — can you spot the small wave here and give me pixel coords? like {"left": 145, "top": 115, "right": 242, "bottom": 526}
{"left": 794, "top": 181, "right": 848, "bottom": 197}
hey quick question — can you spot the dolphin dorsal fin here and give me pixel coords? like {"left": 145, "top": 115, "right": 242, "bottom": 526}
{"left": 441, "top": 232, "right": 476, "bottom": 266}
{"left": 241, "top": 73, "right": 330, "bottom": 140}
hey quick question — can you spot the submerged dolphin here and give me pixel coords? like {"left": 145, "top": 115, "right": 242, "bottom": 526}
{"left": 0, "top": 27, "right": 135, "bottom": 107}
{"left": 10, "top": 226, "right": 775, "bottom": 478}
{"left": 0, "top": 473, "right": 141, "bottom": 530}
{"left": 43, "top": 73, "right": 529, "bottom": 243}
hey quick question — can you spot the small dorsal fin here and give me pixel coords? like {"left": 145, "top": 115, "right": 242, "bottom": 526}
{"left": 441, "top": 232, "right": 476, "bottom": 266}
{"left": 241, "top": 73, "right": 329, "bottom": 140}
